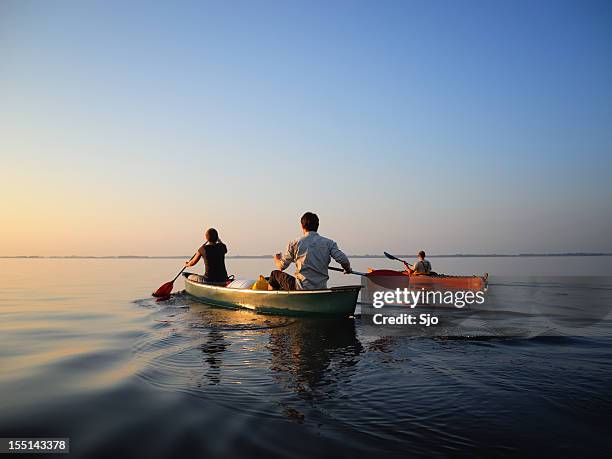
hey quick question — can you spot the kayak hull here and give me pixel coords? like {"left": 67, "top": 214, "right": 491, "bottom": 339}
{"left": 183, "top": 274, "right": 361, "bottom": 317}
{"left": 360, "top": 271, "right": 488, "bottom": 306}
{"left": 365, "top": 270, "right": 488, "bottom": 291}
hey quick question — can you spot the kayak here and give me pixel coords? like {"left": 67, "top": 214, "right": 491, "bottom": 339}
{"left": 364, "top": 269, "right": 488, "bottom": 291}
{"left": 183, "top": 273, "right": 361, "bottom": 316}
{"left": 360, "top": 270, "right": 488, "bottom": 307}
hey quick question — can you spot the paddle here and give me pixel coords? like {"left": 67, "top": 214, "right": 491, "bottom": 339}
{"left": 384, "top": 251, "right": 413, "bottom": 269}
{"left": 328, "top": 266, "right": 367, "bottom": 276}
{"left": 152, "top": 265, "right": 188, "bottom": 298}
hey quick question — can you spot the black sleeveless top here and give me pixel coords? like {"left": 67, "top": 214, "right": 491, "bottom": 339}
{"left": 198, "top": 243, "right": 228, "bottom": 283}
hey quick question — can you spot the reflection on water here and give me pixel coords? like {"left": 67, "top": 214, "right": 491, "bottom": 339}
{"left": 268, "top": 318, "right": 363, "bottom": 407}
{"left": 1, "top": 258, "right": 612, "bottom": 458}
{"left": 200, "top": 328, "right": 228, "bottom": 386}
{"left": 134, "top": 295, "right": 365, "bottom": 422}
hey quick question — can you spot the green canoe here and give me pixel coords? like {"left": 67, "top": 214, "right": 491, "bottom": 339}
{"left": 183, "top": 273, "right": 361, "bottom": 316}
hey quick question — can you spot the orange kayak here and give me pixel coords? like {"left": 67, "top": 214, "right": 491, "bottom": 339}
{"left": 364, "top": 269, "right": 488, "bottom": 291}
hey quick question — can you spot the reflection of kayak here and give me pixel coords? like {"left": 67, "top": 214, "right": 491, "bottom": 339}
{"left": 183, "top": 273, "right": 361, "bottom": 316}
{"left": 364, "top": 270, "right": 488, "bottom": 291}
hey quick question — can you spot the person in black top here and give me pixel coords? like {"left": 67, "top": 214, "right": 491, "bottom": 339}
{"left": 185, "top": 228, "right": 228, "bottom": 284}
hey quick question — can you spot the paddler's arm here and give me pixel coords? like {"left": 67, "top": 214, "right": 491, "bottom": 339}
{"left": 274, "top": 241, "right": 295, "bottom": 271}
{"left": 340, "top": 261, "right": 352, "bottom": 274}
{"left": 185, "top": 251, "right": 201, "bottom": 267}
{"left": 402, "top": 261, "right": 414, "bottom": 272}
{"left": 330, "top": 242, "right": 352, "bottom": 274}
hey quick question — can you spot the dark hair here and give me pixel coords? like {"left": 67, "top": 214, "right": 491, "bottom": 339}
{"left": 418, "top": 250, "right": 426, "bottom": 259}
{"left": 300, "top": 212, "right": 319, "bottom": 232}
{"left": 205, "top": 228, "right": 219, "bottom": 243}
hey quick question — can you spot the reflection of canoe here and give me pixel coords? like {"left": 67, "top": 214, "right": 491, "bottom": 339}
{"left": 268, "top": 318, "right": 362, "bottom": 393}
{"left": 364, "top": 269, "right": 488, "bottom": 291}
{"left": 183, "top": 273, "right": 361, "bottom": 316}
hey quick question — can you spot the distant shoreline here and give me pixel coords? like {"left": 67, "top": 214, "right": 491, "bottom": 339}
{"left": 2, "top": 253, "right": 611, "bottom": 259}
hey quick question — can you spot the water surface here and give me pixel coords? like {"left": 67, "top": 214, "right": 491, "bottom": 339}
{"left": 1, "top": 257, "right": 611, "bottom": 457}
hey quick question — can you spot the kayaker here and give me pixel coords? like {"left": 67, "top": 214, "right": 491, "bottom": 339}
{"left": 404, "top": 250, "right": 432, "bottom": 275}
{"left": 269, "top": 212, "right": 352, "bottom": 290}
{"left": 185, "top": 228, "right": 228, "bottom": 284}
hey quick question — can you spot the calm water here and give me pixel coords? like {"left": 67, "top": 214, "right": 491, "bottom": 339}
{"left": 1, "top": 257, "right": 612, "bottom": 458}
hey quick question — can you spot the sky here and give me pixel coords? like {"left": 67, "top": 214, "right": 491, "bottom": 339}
{"left": 1, "top": 0, "right": 611, "bottom": 256}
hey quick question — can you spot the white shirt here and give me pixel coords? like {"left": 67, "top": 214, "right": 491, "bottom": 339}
{"left": 279, "top": 231, "right": 350, "bottom": 290}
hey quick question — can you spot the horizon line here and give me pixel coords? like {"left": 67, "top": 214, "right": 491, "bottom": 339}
{"left": 2, "top": 252, "right": 612, "bottom": 259}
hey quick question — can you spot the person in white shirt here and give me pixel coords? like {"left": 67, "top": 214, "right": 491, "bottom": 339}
{"left": 269, "top": 212, "right": 352, "bottom": 290}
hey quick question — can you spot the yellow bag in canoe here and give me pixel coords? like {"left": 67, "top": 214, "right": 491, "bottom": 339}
{"left": 251, "top": 275, "right": 270, "bottom": 290}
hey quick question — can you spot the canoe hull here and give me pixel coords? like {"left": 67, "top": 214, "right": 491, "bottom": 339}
{"left": 183, "top": 274, "right": 361, "bottom": 316}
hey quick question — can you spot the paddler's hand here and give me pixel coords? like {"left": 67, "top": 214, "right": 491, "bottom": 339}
{"left": 343, "top": 265, "right": 352, "bottom": 274}
{"left": 184, "top": 251, "right": 200, "bottom": 268}
{"left": 273, "top": 253, "right": 284, "bottom": 270}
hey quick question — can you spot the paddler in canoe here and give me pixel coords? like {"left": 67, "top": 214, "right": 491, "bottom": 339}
{"left": 269, "top": 212, "right": 353, "bottom": 290}
{"left": 185, "top": 228, "right": 229, "bottom": 285}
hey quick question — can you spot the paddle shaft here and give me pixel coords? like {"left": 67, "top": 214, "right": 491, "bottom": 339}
{"left": 153, "top": 252, "right": 199, "bottom": 298}
{"left": 329, "top": 266, "right": 367, "bottom": 276}
{"left": 175, "top": 250, "right": 203, "bottom": 280}
{"left": 384, "top": 251, "right": 413, "bottom": 269}
{"left": 172, "top": 266, "right": 187, "bottom": 282}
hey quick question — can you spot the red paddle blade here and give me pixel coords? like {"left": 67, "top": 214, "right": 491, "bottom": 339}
{"left": 153, "top": 281, "right": 174, "bottom": 297}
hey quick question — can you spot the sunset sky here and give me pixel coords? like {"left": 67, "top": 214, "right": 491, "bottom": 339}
{"left": 2, "top": 0, "right": 611, "bottom": 256}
